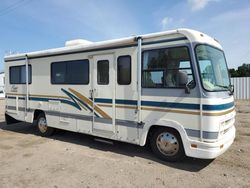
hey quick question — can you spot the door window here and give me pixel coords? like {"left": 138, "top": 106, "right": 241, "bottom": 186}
{"left": 97, "top": 60, "right": 109, "bottom": 85}
{"left": 117, "top": 56, "right": 131, "bottom": 85}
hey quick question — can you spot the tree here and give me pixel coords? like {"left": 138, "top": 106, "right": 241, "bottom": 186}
{"left": 237, "top": 64, "right": 250, "bottom": 77}
{"left": 229, "top": 68, "right": 238, "bottom": 77}
{"left": 229, "top": 64, "right": 250, "bottom": 77}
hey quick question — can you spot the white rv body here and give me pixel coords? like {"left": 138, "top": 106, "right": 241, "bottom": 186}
{"left": 4, "top": 29, "right": 235, "bottom": 159}
{"left": 0, "top": 72, "right": 4, "bottom": 98}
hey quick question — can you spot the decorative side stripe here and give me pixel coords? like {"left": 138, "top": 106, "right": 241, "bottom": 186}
{"left": 94, "top": 98, "right": 112, "bottom": 104}
{"left": 115, "top": 105, "right": 137, "bottom": 110}
{"left": 69, "top": 88, "right": 111, "bottom": 119}
{"left": 6, "top": 93, "right": 80, "bottom": 110}
{"left": 6, "top": 105, "right": 220, "bottom": 139}
{"left": 141, "top": 101, "right": 200, "bottom": 110}
{"left": 61, "top": 89, "right": 83, "bottom": 111}
{"left": 5, "top": 94, "right": 235, "bottom": 116}
{"left": 115, "top": 99, "right": 137, "bottom": 105}
{"left": 141, "top": 107, "right": 200, "bottom": 115}
{"left": 97, "top": 97, "right": 234, "bottom": 111}
{"left": 29, "top": 96, "right": 81, "bottom": 110}
{"left": 202, "top": 108, "right": 235, "bottom": 116}
{"left": 202, "top": 102, "right": 234, "bottom": 111}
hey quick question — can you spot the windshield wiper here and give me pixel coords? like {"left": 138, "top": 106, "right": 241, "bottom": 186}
{"left": 214, "top": 84, "right": 234, "bottom": 95}
{"left": 215, "top": 84, "right": 229, "bottom": 89}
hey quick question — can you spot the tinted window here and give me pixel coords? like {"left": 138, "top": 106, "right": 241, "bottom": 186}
{"left": 10, "top": 65, "right": 32, "bottom": 84}
{"left": 10, "top": 66, "right": 20, "bottom": 84}
{"left": 51, "top": 59, "right": 89, "bottom": 84}
{"left": 117, "top": 56, "right": 131, "bottom": 85}
{"left": 52, "top": 62, "right": 67, "bottom": 83}
{"left": 97, "top": 60, "right": 109, "bottom": 85}
{"left": 142, "top": 47, "right": 194, "bottom": 88}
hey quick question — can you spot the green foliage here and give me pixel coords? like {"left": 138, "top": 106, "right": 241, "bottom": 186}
{"left": 229, "top": 64, "right": 250, "bottom": 77}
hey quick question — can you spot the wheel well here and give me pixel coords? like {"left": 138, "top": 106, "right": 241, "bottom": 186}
{"left": 33, "top": 110, "right": 45, "bottom": 121}
{"left": 146, "top": 125, "right": 181, "bottom": 144}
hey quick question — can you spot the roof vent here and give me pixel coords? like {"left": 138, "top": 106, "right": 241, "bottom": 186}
{"left": 65, "top": 39, "right": 93, "bottom": 47}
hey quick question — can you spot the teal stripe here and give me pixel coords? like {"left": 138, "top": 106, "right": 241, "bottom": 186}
{"left": 203, "top": 102, "right": 234, "bottom": 111}
{"left": 95, "top": 97, "right": 233, "bottom": 111}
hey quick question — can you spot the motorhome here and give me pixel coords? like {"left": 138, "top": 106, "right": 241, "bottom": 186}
{"left": 0, "top": 72, "right": 4, "bottom": 98}
{"left": 4, "top": 29, "right": 235, "bottom": 161}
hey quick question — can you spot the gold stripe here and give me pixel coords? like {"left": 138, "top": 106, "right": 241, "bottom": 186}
{"left": 31, "top": 94, "right": 69, "bottom": 99}
{"left": 6, "top": 93, "right": 24, "bottom": 96}
{"left": 141, "top": 107, "right": 200, "bottom": 115}
{"left": 116, "top": 105, "right": 137, "bottom": 109}
{"left": 69, "top": 88, "right": 111, "bottom": 119}
{"left": 98, "top": 104, "right": 112, "bottom": 107}
{"left": 142, "top": 107, "right": 235, "bottom": 116}
{"left": 203, "top": 108, "right": 235, "bottom": 116}
{"left": 99, "top": 104, "right": 137, "bottom": 110}
{"left": 6, "top": 93, "right": 69, "bottom": 99}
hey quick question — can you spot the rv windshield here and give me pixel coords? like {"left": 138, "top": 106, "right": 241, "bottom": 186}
{"left": 196, "top": 45, "right": 230, "bottom": 92}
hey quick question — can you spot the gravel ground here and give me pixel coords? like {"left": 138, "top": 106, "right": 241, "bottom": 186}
{"left": 0, "top": 99, "right": 250, "bottom": 188}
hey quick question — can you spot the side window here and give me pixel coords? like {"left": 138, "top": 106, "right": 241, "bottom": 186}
{"left": 97, "top": 60, "right": 109, "bottom": 85}
{"left": 178, "top": 61, "right": 194, "bottom": 83}
{"left": 117, "top": 56, "right": 131, "bottom": 85}
{"left": 51, "top": 62, "right": 67, "bottom": 84}
{"left": 9, "top": 65, "right": 32, "bottom": 84}
{"left": 142, "top": 47, "right": 194, "bottom": 88}
{"left": 68, "top": 60, "right": 89, "bottom": 84}
{"left": 51, "top": 59, "right": 89, "bottom": 84}
{"left": 10, "top": 66, "right": 20, "bottom": 84}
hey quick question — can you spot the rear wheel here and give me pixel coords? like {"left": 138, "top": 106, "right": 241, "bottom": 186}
{"left": 150, "top": 127, "right": 185, "bottom": 162}
{"left": 36, "top": 113, "right": 55, "bottom": 137}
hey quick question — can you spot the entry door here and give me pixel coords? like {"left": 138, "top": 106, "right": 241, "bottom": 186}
{"left": 7, "top": 64, "right": 30, "bottom": 121}
{"left": 92, "top": 54, "right": 115, "bottom": 134}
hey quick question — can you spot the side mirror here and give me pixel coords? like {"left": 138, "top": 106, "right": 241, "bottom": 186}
{"left": 229, "top": 84, "right": 234, "bottom": 95}
{"left": 185, "top": 84, "right": 190, "bottom": 94}
{"left": 185, "top": 80, "right": 195, "bottom": 94}
{"left": 177, "top": 71, "right": 195, "bottom": 94}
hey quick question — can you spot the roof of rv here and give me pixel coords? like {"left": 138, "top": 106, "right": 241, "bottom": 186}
{"left": 4, "top": 28, "right": 222, "bottom": 61}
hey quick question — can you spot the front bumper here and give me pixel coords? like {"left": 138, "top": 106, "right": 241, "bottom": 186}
{"left": 185, "top": 125, "right": 236, "bottom": 159}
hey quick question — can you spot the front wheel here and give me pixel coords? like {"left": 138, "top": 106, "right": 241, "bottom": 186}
{"left": 150, "top": 128, "right": 185, "bottom": 162}
{"left": 36, "top": 113, "right": 55, "bottom": 137}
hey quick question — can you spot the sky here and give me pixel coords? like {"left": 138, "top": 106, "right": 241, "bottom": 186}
{"left": 0, "top": 0, "right": 250, "bottom": 72}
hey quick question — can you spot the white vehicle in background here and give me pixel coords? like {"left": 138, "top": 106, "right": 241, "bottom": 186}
{"left": 4, "top": 28, "right": 235, "bottom": 161}
{"left": 0, "top": 72, "right": 5, "bottom": 98}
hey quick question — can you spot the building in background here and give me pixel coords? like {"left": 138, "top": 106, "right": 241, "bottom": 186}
{"left": 231, "top": 77, "right": 250, "bottom": 100}
{"left": 0, "top": 72, "right": 4, "bottom": 98}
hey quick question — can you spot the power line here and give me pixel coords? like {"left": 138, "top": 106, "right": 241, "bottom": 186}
{"left": 0, "top": 0, "right": 26, "bottom": 14}
{"left": 0, "top": 0, "right": 33, "bottom": 17}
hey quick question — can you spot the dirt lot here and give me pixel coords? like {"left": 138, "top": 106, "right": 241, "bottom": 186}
{"left": 0, "top": 100, "right": 250, "bottom": 188}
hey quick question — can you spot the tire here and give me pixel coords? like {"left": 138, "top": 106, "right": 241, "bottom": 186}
{"left": 36, "top": 113, "right": 55, "bottom": 137}
{"left": 150, "top": 127, "right": 185, "bottom": 162}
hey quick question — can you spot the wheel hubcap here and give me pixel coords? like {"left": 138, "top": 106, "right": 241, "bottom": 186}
{"left": 38, "top": 117, "right": 47, "bottom": 133}
{"left": 156, "top": 132, "right": 179, "bottom": 156}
